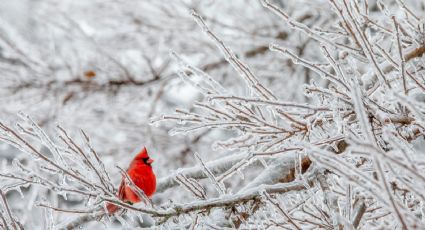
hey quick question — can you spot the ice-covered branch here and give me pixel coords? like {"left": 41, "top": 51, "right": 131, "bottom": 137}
{"left": 155, "top": 181, "right": 308, "bottom": 219}
{"left": 0, "top": 189, "right": 23, "bottom": 230}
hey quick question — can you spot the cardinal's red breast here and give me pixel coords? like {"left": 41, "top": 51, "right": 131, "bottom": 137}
{"left": 119, "top": 162, "right": 156, "bottom": 203}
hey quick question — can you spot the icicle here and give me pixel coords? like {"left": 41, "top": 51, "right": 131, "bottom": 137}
{"left": 330, "top": 142, "right": 339, "bottom": 153}
{"left": 136, "top": 213, "right": 144, "bottom": 224}
{"left": 15, "top": 187, "right": 24, "bottom": 198}
{"left": 115, "top": 215, "right": 128, "bottom": 227}
{"left": 236, "top": 168, "right": 244, "bottom": 180}
{"left": 258, "top": 157, "right": 268, "bottom": 168}
{"left": 58, "top": 191, "right": 67, "bottom": 201}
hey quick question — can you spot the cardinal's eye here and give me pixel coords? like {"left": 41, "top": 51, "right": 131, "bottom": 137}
{"left": 142, "top": 157, "right": 150, "bottom": 164}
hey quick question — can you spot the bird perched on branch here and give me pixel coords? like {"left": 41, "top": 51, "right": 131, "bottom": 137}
{"left": 106, "top": 147, "right": 156, "bottom": 214}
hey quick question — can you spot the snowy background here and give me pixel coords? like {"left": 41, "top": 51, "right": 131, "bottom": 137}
{"left": 0, "top": 0, "right": 425, "bottom": 229}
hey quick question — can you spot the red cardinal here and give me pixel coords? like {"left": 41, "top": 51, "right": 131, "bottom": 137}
{"left": 106, "top": 147, "right": 156, "bottom": 214}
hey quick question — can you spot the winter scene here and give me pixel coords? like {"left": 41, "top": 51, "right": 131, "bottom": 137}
{"left": 0, "top": 0, "right": 424, "bottom": 229}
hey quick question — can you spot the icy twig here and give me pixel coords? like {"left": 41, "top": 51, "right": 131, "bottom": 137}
{"left": 194, "top": 152, "right": 226, "bottom": 195}
{"left": 262, "top": 191, "right": 302, "bottom": 230}
{"left": 0, "top": 189, "right": 22, "bottom": 230}
{"left": 191, "top": 11, "right": 277, "bottom": 101}
{"left": 351, "top": 197, "right": 366, "bottom": 228}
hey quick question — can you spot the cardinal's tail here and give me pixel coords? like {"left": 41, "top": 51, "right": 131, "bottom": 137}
{"left": 106, "top": 202, "right": 119, "bottom": 214}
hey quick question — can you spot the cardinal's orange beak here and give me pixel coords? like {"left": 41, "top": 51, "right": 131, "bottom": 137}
{"left": 147, "top": 158, "right": 154, "bottom": 164}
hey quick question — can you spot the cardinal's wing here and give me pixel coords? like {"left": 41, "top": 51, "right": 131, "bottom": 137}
{"left": 117, "top": 178, "right": 126, "bottom": 199}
